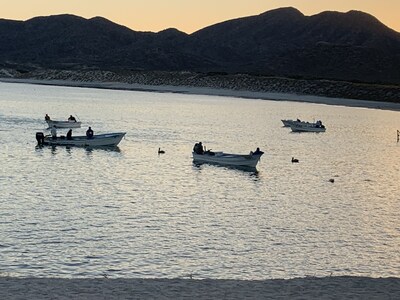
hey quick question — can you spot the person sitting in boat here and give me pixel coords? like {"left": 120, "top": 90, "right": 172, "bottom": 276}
{"left": 193, "top": 142, "right": 204, "bottom": 154}
{"left": 66, "top": 129, "right": 72, "bottom": 140}
{"left": 253, "top": 147, "right": 262, "bottom": 155}
{"left": 193, "top": 143, "right": 200, "bottom": 154}
{"left": 86, "top": 126, "right": 94, "bottom": 139}
{"left": 250, "top": 147, "right": 263, "bottom": 155}
{"left": 68, "top": 115, "right": 77, "bottom": 122}
{"left": 45, "top": 114, "right": 50, "bottom": 121}
{"left": 51, "top": 125, "right": 57, "bottom": 140}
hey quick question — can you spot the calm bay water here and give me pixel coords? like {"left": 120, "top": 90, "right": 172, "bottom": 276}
{"left": 0, "top": 82, "right": 399, "bottom": 279}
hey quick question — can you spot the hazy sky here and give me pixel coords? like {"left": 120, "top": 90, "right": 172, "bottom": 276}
{"left": 2, "top": 0, "right": 400, "bottom": 33}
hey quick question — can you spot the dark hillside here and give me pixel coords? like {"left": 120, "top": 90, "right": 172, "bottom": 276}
{"left": 0, "top": 7, "right": 399, "bottom": 83}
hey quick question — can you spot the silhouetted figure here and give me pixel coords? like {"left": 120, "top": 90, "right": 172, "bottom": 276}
{"left": 292, "top": 157, "right": 299, "bottom": 163}
{"left": 45, "top": 114, "right": 50, "bottom": 121}
{"left": 86, "top": 127, "right": 94, "bottom": 139}
{"left": 193, "top": 142, "right": 204, "bottom": 154}
{"left": 66, "top": 129, "right": 72, "bottom": 140}
{"left": 68, "top": 115, "right": 76, "bottom": 122}
{"left": 253, "top": 147, "right": 262, "bottom": 155}
{"left": 158, "top": 148, "right": 165, "bottom": 154}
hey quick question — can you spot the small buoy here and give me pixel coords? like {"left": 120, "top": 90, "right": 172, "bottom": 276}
{"left": 329, "top": 179, "right": 335, "bottom": 183}
{"left": 291, "top": 157, "right": 299, "bottom": 163}
{"left": 158, "top": 147, "right": 165, "bottom": 154}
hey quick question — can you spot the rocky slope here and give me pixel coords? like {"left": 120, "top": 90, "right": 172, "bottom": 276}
{"left": 1, "top": 7, "right": 400, "bottom": 84}
{"left": 5, "top": 69, "right": 399, "bottom": 103}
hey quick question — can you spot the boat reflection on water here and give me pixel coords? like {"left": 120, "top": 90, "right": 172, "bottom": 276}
{"left": 34, "top": 144, "right": 59, "bottom": 155}
{"left": 84, "top": 146, "right": 121, "bottom": 154}
{"left": 35, "top": 144, "right": 121, "bottom": 155}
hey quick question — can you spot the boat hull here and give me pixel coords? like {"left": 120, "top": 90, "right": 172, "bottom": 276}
{"left": 286, "top": 119, "right": 326, "bottom": 132}
{"left": 46, "top": 120, "right": 82, "bottom": 128}
{"left": 193, "top": 151, "right": 263, "bottom": 168}
{"left": 42, "top": 132, "right": 126, "bottom": 147}
{"left": 289, "top": 124, "right": 326, "bottom": 132}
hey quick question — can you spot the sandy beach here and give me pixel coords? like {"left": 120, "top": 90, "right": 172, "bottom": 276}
{"left": 0, "top": 276, "right": 399, "bottom": 299}
{"left": 1, "top": 71, "right": 400, "bottom": 112}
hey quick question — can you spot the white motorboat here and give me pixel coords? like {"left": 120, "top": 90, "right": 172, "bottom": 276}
{"left": 46, "top": 120, "right": 82, "bottom": 129}
{"left": 192, "top": 148, "right": 264, "bottom": 168}
{"left": 36, "top": 132, "right": 126, "bottom": 147}
{"left": 289, "top": 120, "right": 326, "bottom": 132}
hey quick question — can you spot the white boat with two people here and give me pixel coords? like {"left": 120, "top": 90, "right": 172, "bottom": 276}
{"left": 192, "top": 142, "right": 264, "bottom": 168}
{"left": 36, "top": 131, "right": 126, "bottom": 147}
{"left": 45, "top": 114, "right": 81, "bottom": 128}
{"left": 289, "top": 120, "right": 326, "bottom": 132}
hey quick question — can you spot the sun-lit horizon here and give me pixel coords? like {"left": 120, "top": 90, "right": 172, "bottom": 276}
{"left": 2, "top": 0, "right": 400, "bottom": 33}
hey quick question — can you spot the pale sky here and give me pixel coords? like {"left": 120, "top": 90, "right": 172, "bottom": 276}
{"left": 2, "top": 0, "right": 400, "bottom": 33}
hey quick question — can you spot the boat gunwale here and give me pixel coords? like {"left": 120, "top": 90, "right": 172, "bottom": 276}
{"left": 192, "top": 151, "right": 263, "bottom": 167}
{"left": 42, "top": 132, "right": 126, "bottom": 147}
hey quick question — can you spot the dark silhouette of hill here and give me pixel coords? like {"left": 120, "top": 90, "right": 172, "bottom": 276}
{"left": 190, "top": 8, "right": 400, "bottom": 83}
{"left": 0, "top": 7, "right": 400, "bottom": 83}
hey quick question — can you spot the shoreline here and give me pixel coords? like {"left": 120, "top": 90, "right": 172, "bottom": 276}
{"left": 0, "top": 276, "right": 399, "bottom": 299}
{"left": 2, "top": 73, "right": 400, "bottom": 112}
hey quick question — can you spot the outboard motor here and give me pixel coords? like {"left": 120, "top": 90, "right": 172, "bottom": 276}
{"left": 36, "top": 132, "right": 45, "bottom": 145}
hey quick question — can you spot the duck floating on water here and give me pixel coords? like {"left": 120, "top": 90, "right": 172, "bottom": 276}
{"left": 291, "top": 157, "right": 299, "bottom": 163}
{"left": 158, "top": 147, "right": 165, "bottom": 154}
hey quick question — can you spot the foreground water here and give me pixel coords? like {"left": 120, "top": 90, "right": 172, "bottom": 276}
{"left": 0, "top": 82, "right": 399, "bottom": 279}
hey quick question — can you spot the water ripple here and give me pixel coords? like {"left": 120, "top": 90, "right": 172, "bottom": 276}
{"left": 0, "top": 82, "right": 399, "bottom": 279}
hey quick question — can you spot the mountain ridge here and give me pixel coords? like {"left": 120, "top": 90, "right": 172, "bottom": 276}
{"left": 0, "top": 7, "right": 399, "bottom": 84}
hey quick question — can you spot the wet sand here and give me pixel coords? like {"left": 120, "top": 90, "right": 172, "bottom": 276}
{"left": 0, "top": 276, "right": 399, "bottom": 299}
